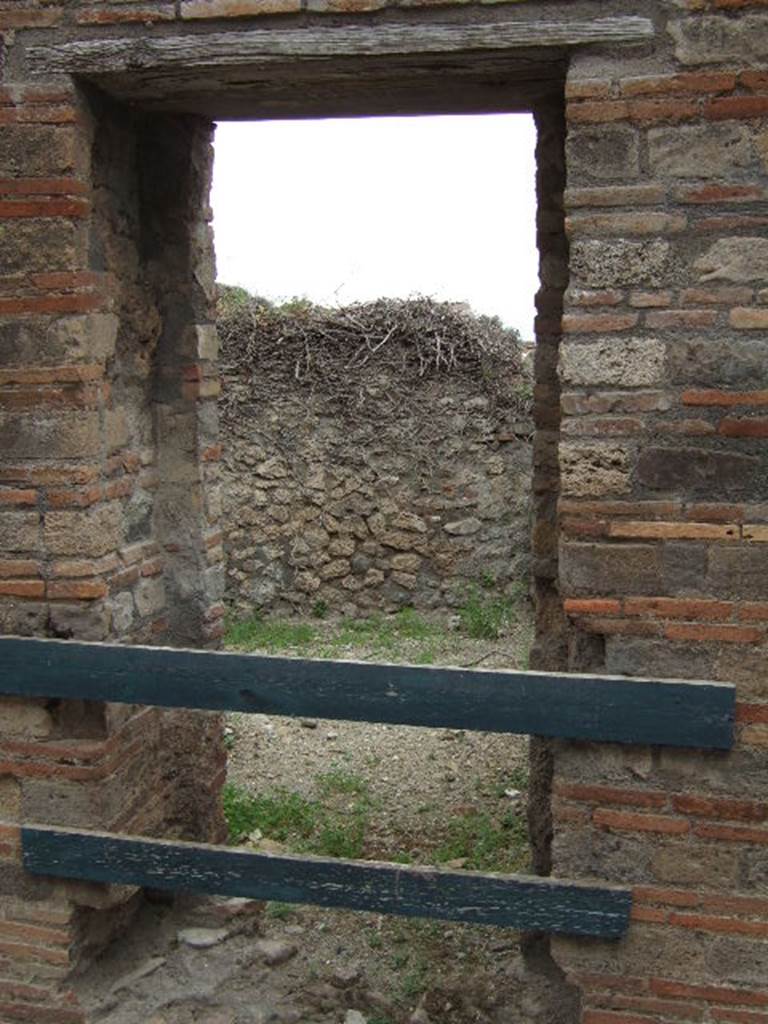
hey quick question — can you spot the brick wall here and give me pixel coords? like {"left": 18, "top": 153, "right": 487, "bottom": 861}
{"left": 549, "top": 17, "right": 768, "bottom": 1022}
{"left": 1, "top": 0, "right": 767, "bottom": 1021}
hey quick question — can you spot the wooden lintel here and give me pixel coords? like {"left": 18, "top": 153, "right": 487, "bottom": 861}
{"left": 23, "top": 824, "right": 632, "bottom": 937}
{"left": 27, "top": 17, "right": 654, "bottom": 77}
{"left": 0, "top": 637, "right": 735, "bottom": 749}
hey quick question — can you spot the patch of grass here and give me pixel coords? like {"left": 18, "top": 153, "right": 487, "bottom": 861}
{"left": 224, "top": 615, "right": 317, "bottom": 653}
{"left": 223, "top": 782, "right": 320, "bottom": 844}
{"left": 317, "top": 764, "right": 368, "bottom": 797}
{"left": 324, "top": 608, "right": 443, "bottom": 660}
{"left": 265, "top": 901, "right": 296, "bottom": 921}
{"left": 458, "top": 586, "right": 516, "bottom": 640}
{"left": 311, "top": 599, "right": 328, "bottom": 620}
{"left": 435, "top": 809, "right": 529, "bottom": 873}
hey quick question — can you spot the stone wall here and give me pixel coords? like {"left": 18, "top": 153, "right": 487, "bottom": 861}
{"left": 220, "top": 307, "right": 532, "bottom": 618}
{"left": 1, "top": 1, "right": 768, "bottom": 1022}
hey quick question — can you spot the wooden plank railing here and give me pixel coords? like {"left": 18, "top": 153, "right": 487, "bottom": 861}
{"left": 0, "top": 637, "right": 735, "bottom": 749}
{"left": 0, "top": 636, "right": 736, "bottom": 938}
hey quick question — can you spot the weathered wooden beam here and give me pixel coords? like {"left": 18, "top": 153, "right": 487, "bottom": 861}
{"left": 0, "top": 637, "right": 735, "bottom": 749}
{"left": 22, "top": 824, "right": 632, "bottom": 937}
{"left": 27, "top": 17, "right": 653, "bottom": 77}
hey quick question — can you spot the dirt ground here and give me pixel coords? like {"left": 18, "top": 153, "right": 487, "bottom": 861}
{"left": 71, "top": 610, "right": 577, "bottom": 1024}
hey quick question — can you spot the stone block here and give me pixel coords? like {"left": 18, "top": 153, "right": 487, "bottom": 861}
{"left": 667, "top": 338, "right": 768, "bottom": 386}
{"left": 605, "top": 636, "right": 715, "bottom": 681}
{"left": 695, "top": 237, "right": 768, "bottom": 284}
{"left": 708, "top": 546, "right": 768, "bottom": 599}
{"left": 652, "top": 845, "right": 740, "bottom": 888}
{"left": 0, "top": 219, "right": 82, "bottom": 276}
{"left": 0, "top": 125, "right": 78, "bottom": 177}
{"left": 560, "top": 443, "right": 631, "bottom": 498}
{"left": 0, "top": 512, "right": 40, "bottom": 554}
{"left": 570, "top": 240, "right": 672, "bottom": 288}
{"left": 134, "top": 577, "right": 166, "bottom": 619}
{"left": 0, "top": 411, "right": 101, "bottom": 459}
{"left": 670, "top": 14, "right": 768, "bottom": 65}
{"left": 48, "top": 601, "right": 112, "bottom": 641}
{"left": 561, "top": 338, "right": 665, "bottom": 387}
{"left": 44, "top": 504, "right": 122, "bottom": 557}
{"left": 649, "top": 124, "right": 756, "bottom": 179}
{"left": 0, "top": 698, "right": 53, "bottom": 738}
{"left": 560, "top": 543, "right": 662, "bottom": 596}
{"left": 636, "top": 447, "right": 758, "bottom": 496}
{"left": 0, "top": 776, "right": 21, "bottom": 821}
{"left": 566, "top": 125, "right": 639, "bottom": 181}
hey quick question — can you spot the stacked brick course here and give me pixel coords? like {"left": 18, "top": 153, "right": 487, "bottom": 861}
{"left": 0, "top": 0, "right": 767, "bottom": 1021}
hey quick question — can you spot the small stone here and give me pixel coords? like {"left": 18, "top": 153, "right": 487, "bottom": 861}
{"left": 300, "top": 718, "right": 318, "bottom": 729}
{"left": 332, "top": 963, "right": 362, "bottom": 988}
{"left": 443, "top": 858, "right": 468, "bottom": 870}
{"left": 254, "top": 938, "right": 298, "bottom": 966}
{"left": 344, "top": 1012, "right": 368, "bottom": 1024}
{"left": 326, "top": 731, "right": 338, "bottom": 741}
{"left": 444, "top": 517, "right": 481, "bottom": 536}
{"left": 177, "top": 927, "right": 228, "bottom": 949}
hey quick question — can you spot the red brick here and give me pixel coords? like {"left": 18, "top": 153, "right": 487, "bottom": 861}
{"left": 646, "top": 309, "right": 718, "bottom": 329}
{"left": 559, "top": 500, "right": 682, "bottom": 518}
{"left": 672, "top": 794, "right": 767, "bottom": 822}
{"left": 567, "top": 185, "right": 667, "bottom": 208}
{"left": 0, "top": 1002, "right": 85, "bottom": 1024}
{"left": 650, "top": 980, "right": 768, "bottom": 1008}
{"left": 719, "top": 418, "right": 768, "bottom": 437}
{"left": 0, "top": 198, "right": 88, "bottom": 219}
{"left": 683, "top": 390, "right": 768, "bottom": 407}
{"left": 568, "top": 101, "right": 630, "bottom": 124}
{"left": 561, "top": 517, "right": 608, "bottom": 538}
{"left": 706, "top": 96, "right": 768, "bottom": 120}
{"left": 0, "top": 559, "right": 40, "bottom": 578}
{"left": 738, "top": 602, "right": 768, "bottom": 622}
{"left": 76, "top": 5, "right": 176, "bottom": 24}
{"left": 584, "top": 1012, "right": 657, "bottom": 1024}
{"left": 46, "top": 485, "right": 103, "bottom": 509}
{"left": 630, "top": 906, "right": 668, "bottom": 923}
{"left": 0, "top": 489, "right": 37, "bottom": 507}
{"left": 743, "top": 525, "right": 768, "bottom": 542}
{"left": 555, "top": 783, "right": 667, "bottom": 808}
{"left": 737, "top": 704, "right": 768, "bottom": 724}
{"left": 0, "top": 581, "right": 45, "bottom": 599}
{"left": 0, "top": 940, "right": 69, "bottom": 966}
{"left": 140, "top": 557, "right": 164, "bottom": 577}
{"left": 624, "top": 597, "right": 734, "bottom": 620}
{"left": 563, "top": 598, "right": 622, "bottom": 616}
{"left": 658, "top": 419, "right": 717, "bottom": 437}
{"left": 685, "top": 503, "right": 745, "bottom": 522}
{"left": 629, "top": 98, "right": 700, "bottom": 123}
{"left": 669, "top": 913, "right": 768, "bottom": 938}
{"left": 47, "top": 580, "right": 108, "bottom": 601}
{"left": 712, "top": 1012, "right": 768, "bottom": 1024}
{"left": 567, "top": 212, "right": 687, "bottom": 236}
{"left": 0, "top": 295, "right": 103, "bottom": 316}
{"left": 629, "top": 290, "right": 673, "bottom": 308}
{"left": 681, "top": 288, "right": 754, "bottom": 306}
{"left": 702, "top": 894, "right": 768, "bottom": 916}
{"left": 620, "top": 72, "right": 737, "bottom": 96}
{"left": 201, "top": 444, "right": 223, "bottom": 462}
{"left": 634, "top": 886, "right": 700, "bottom": 908}
{"left": 694, "top": 823, "right": 768, "bottom": 844}
{"left": 697, "top": 215, "right": 768, "bottom": 233}
{"left": 666, "top": 623, "right": 764, "bottom": 644}
{"left": 180, "top": 0, "right": 301, "bottom": 16}
{"left": 606, "top": 995, "right": 705, "bottom": 1021}
{"left": 609, "top": 521, "right": 738, "bottom": 541}
{"left": 565, "top": 80, "right": 614, "bottom": 100}
{"left": 593, "top": 809, "right": 689, "bottom": 835}
{"left": 0, "top": 9, "right": 62, "bottom": 28}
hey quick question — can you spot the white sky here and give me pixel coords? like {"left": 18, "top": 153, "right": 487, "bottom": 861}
{"left": 211, "top": 113, "right": 538, "bottom": 338}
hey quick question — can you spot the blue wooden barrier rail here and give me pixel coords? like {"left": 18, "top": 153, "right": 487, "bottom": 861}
{"left": 0, "top": 637, "right": 735, "bottom": 749}
{"left": 0, "top": 636, "right": 736, "bottom": 938}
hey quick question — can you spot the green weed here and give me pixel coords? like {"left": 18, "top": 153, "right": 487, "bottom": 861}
{"left": 222, "top": 782, "right": 319, "bottom": 844}
{"left": 458, "top": 586, "right": 516, "bottom": 640}
{"left": 435, "top": 809, "right": 529, "bottom": 873}
{"left": 224, "top": 615, "right": 317, "bottom": 653}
